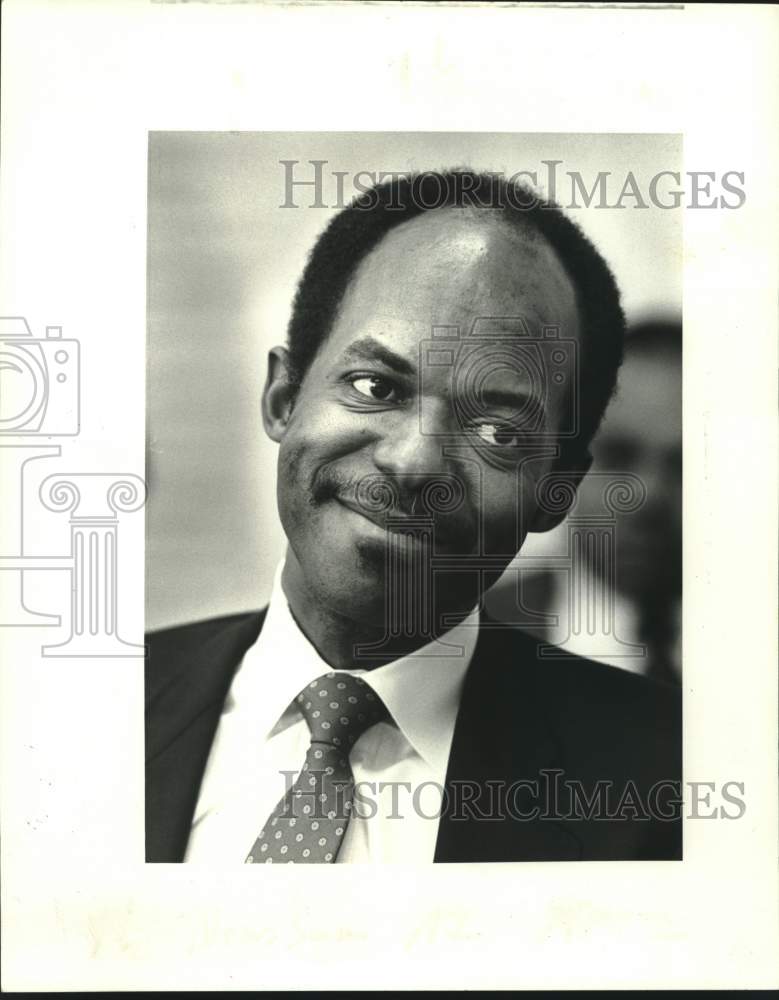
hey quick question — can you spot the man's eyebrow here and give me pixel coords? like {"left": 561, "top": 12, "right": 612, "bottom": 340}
{"left": 340, "top": 337, "right": 415, "bottom": 377}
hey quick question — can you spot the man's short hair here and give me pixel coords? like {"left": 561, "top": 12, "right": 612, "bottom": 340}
{"left": 286, "top": 169, "right": 626, "bottom": 463}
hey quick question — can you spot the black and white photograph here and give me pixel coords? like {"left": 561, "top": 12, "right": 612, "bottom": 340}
{"left": 1, "top": 1, "right": 777, "bottom": 992}
{"left": 146, "top": 134, "right": 684, "bottom": 865}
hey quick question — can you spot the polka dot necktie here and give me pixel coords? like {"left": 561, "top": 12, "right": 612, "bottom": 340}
{"left": 246, "top": 671, "right": 388, "bottom": 864}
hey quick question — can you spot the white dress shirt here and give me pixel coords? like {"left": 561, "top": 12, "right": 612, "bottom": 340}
{"left": 185, "top": 561, "right": 479, "bottom": 864}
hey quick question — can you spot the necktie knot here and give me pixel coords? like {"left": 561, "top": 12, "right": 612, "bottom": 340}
{"left": 295, "top": 671, "right": 387, "bottom": 747}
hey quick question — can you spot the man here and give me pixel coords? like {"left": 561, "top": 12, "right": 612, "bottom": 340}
{"left": 146, "top": 170, "right": 682, "bottom": 864}
{"left": 487, "top": 320, "right": 682, "bottom": 684}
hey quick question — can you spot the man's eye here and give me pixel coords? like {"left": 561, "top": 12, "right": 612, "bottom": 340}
{"left": 350, "top": 376, "right": 401, "bottom": 402}
{"left": 473, "top": 423, "right": 523, "bottom": 448}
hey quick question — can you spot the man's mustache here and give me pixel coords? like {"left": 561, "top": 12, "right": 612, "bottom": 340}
{"left": 311, "top": 466, "right": 474, "bottom": 537}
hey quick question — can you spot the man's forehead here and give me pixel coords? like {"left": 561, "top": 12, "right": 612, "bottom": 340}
{"left": 327, "top": 208, "right": 580, "bottom": 357}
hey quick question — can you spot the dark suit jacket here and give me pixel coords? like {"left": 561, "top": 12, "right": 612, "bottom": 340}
{"left": 146, "top": 610, "right": 682, "bottom": 863}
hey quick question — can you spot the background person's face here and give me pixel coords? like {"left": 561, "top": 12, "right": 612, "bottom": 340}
{"left": 270, "top": 210, "right": 582, "bottom": 627}
{"left": 578, "top": 344, "right": 682, "bottom": 602}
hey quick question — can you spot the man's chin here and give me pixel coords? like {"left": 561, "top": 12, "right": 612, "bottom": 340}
{"left": 313, "top": 570, "right": 396, "bottom": 633}
{"left": 292, "top": 499, "right": 483, "bottom": 629}
{"left": 306, "top": 548, "right": 479, "bottom": 638}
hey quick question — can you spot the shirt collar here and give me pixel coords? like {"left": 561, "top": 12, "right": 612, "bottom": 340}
{"left": 230, "top": 558, "right": 479, "bottom": 776}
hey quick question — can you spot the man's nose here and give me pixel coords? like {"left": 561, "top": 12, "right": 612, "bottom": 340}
{"left": 371, "top": 408, "right": 452, "bottom": 489}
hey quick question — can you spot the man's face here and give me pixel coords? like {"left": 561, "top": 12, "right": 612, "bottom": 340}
{"left": 266, "top": 209, "right": 582, "bottom": 628}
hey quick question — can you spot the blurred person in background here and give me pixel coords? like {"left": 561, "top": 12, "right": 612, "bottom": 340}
{"left": 591, "top": 320, "right": 681, "bottom": 684}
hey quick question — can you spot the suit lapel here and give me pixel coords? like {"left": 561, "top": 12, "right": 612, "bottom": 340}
{"left": 145, "top": 610, "right": 266, "bottom": 862}
{"left": 434, "top": 618, "right": 581, "bottom": 862}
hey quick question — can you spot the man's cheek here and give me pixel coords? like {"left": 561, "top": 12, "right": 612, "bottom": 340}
{"left": 278, "top": 438, "right": 307, "bottom": 496}
{"left": 276, "top": 437, "right": 321, "bottom": 540}
{"left": 473, "top": 475, "right": 527, "bottom": 555}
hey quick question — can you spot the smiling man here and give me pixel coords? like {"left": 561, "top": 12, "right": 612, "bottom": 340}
{"left": 146, "top": 170, "right": 682, "bottom": 864}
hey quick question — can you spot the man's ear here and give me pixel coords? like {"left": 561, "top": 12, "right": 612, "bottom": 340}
{"left": 529, "top": 450, "right": 593, "bottom": 532}
{"left": 262, "top": 346, "right": 298, "bottom": 443}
